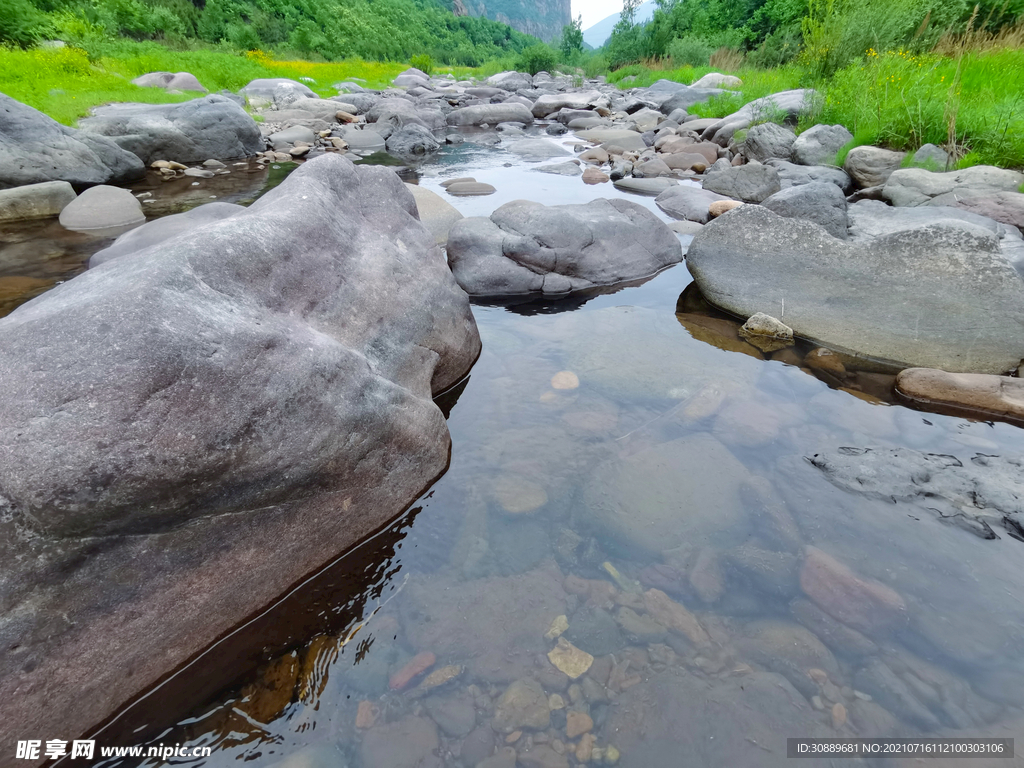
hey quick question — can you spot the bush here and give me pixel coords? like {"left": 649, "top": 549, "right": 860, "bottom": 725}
{"left": 410, "top": 52, "right": 434, "bottom": 74}
{"left": 668, "top": 36, "right": 714, "bottom": 67}
{"left": 0, "top": 0, "right": 54, "bottom": 46}
{"left": 517, "top": 43, "right": 557, "bottom": 75}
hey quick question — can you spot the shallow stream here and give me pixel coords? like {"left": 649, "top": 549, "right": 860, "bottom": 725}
{"left": 11, "top": 127, "right": 1024, "bottom": 768}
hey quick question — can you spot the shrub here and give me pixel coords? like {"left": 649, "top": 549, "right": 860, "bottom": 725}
{"left": 517, "top": 43, "right": 557, "bottom": 75}
{"left": 410, "top": 52, "right": 434, "bottom": 74}
{"left": 0, "top": 0, "right": 54, "bottom": 47}
{"left": 668, "top": 35, "right": 714, "bottom": 67}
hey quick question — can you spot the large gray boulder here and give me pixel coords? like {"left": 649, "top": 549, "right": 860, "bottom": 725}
{"left": 702, "top": 89, "right": 818, "bottom": 145}
{"left": 702, "top": 164, "right": 782, "bottom": 203}
{"left": 843, "top": 146, "right": 906, "bottom": 188}
{"left": 486, "top": 71, "right": 534, "bottom": 91}
{"left": 655, "top": 184, "right": 730, "bottom": 224}
{"left": 765, "top": 158, "right": 854, "bottom": 194}
{"left": 761, "top": 181, "right": 849, "bottom": 239}
{"left": 882, "top": 165, "right": 1024, "bottom": 207}
{"left": 791, "top": 124, "right": 852, "bottom": 166}
{"left": 405, "top": 184, "right": 463, "bottom": 246}
{"left": 240, "top": 78, "right": 316, "bottom": 107}
{"left": 58, "top": 184, "right": 144, "bottom": 234}
{"left": 79, "top": 95, "right": 262, "bottom": 165}
{"left": 741, "top": 122, "right": 796, "bottom": 162}
{"left": 367, "top": 97, "right": 445, "bottom": 131}
{"left": 385, "top": 124, "right": 441, "bottom": 158}
{"left": 686, "top": 204, "right": 1024, "bottom": 372}
{"left": 0, "top": 180, "right": 76, "bottom": 222}
{"left": 531, "top": 91, "right": 610, "bottom": 118}
{"left": 0, "top": 154, "right": 481, "bottom": 744}
{"left": 447, "top": 198, "right": 682, "bottom": 296}
{"left": 131, "top": 71, "right": 207, "bottom": 92}
{"left": 446, "top": 103, "right": 534, "bottom": 127}
{"left": 88, "top": 202, "right": 244, "bottom": 268}
{"left": 0, "top": 92, "right": 144, "bottom": 189}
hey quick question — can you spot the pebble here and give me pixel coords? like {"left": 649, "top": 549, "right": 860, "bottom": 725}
{"left": 576, "top": 733, "right": 596, "bottom": 762}
{"left": 545, "top": 615, "right": 569, "bottom": 641}
{"left": 389, "top": 651, "right": 436, "bottom": 691}
{"left": 551, "top": 371, "right": 580, "bottom": 390}
{"left": 408, "top": 664, "right": 463, "bottom": 697}
{"left": 709, "top": 200, "right": 743, "bottom": 217}
{"left": 548, "top": 693, "right": 565, "bottom": 710}
{"left": 832, "top": 702, "right": 847, "bottom": 728}
{"left": 356, "top": 700, "right": 380, "bottom": 728}
{"left": 565, "top": 711, "right": 593, "bottom": 738}
{"left": 548, "top": 637, "right": 594, "bottom": 679}
{"left": 493, "top": 474, "right": 548, "bottom": 514}
{"left": 805, "top": 347, "right": 847, "bottom": 377}
{"left": 446, "top": 181, "right": 496, "bottom": 196}
{"left": 507, "top": 730, "right": 523, "bottom": 743}
{"left": 183, "top": 168, "right": 214, "bottom": 178}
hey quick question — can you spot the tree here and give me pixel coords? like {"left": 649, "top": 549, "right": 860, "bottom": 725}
{"left": 559, "top": 14, "right": 583, "bottom": 60}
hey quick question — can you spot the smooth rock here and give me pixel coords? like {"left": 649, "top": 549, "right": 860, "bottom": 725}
{"left": 446, "top": 181, "right": 496, "bottom": 196}
{"left": 80, "top": 95, "right": 262, "bottom": 165}
{"left": 761, "top": 181, "right": 848, "bottom": 238}
{"left": 447, "top": 103, "right": 534, "bottom": 127}
{"left": 765, "top": 158, "right": 853, "bottom": 193}
{"left": 912, "top": 143, "right": 950, "bottom": 169}
{"left": 702, "top": 164, "right": 781, "bottom": 203}
{"left": 534, "top": 161, "right": 582, "bottom": 176}
{"left": 532, "top": 92, "right": 609, "bottom": 118}
{"left": 612, "top": 177, "right": 678, "bottom": 196}
{"left": 447, "top": 198, "right": 681, "bottom": 296}
{"left": 58, "top": 184, "right": 144, "bottom": 233}
{"left": 132, "top": 71, "right": 207, "bottom": 92}
{"left": 736, "top": 619, "right": 841, "bottom": 698}
{"left": 509, "top": 139, "right": 571, "bottom": 161}
{"left": 0, "top": 180, "right": 76, "bottom": 222}
{"left": 581, "top": 167, "right": 609, "bottom": 184}
{"left": 742, "top": 122, "right": 796, "bottom": 162}
{"left": 492, "top": 678, "right": 551, "bottom": 732}
{"left": 0, "top": 93, "right": 144, "bottom": 189}
{"left": 361, "top": 716, "right": 439, "bottom": 768}
{"left": 843, "top": 146, "right": 906, "bottom": 188}
{"left": 240, "top": 78, "right": 316, "bottom": 105}
{"left": 405, "top": 183, "right": 463, "bottom": 245}
{"left": 800, "top": 547, "right": 907, "bottom": 636}
{"left": 691, "top": 72, "right": 742, "bottom": 88}
{"left": 708, "top": 199, "right": 743, "bottom": 217}
{"left": 655, "top": 185, "right": 730, "bottom": 224}
{"left": 686, "top": 205, "right": 1024, "bottom": 372}
{"left": 896, "top": 367, "right": 1024, "bottom": 420}
{"left": 791, "top": 124, "right": 852, "bottom": 166}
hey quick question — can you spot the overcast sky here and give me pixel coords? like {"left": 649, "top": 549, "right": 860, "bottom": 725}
{"left": 573, "top": 0, "right": 624, "bottom": 30}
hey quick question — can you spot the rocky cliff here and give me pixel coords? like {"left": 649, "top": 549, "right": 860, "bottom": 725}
{"left": 450, "top": 0, "right": 571, "bottom": 42}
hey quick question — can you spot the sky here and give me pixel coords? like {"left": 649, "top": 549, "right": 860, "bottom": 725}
{"left": 573, "top": 0, "right": 624, "bottom": 31}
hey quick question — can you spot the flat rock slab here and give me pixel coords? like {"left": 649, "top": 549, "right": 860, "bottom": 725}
{"left": 612, "top": 177, "right": 678, "bottom": 196}
{"left": 446, "top": 181, "right": 496, "bottom": 196}
{"left": 132, "top": 71, "right": 207, "bottom": 92}
{"left": 896, "top": 367, "right": 1024, "bottom": 421}
{"left": 447, "top": 197, "right": 682, "bottom": 296}
{"left": 686, "top": 204, "right": 1024, "bottom": 373}
{"left": 446, "top": 103, "right": 534, "bottom": 126}
{"left": 655, "top": 184, "right": 729, "bottom": 224}
{"left": 0, "top": 154, "right": 480, "bottom": 746}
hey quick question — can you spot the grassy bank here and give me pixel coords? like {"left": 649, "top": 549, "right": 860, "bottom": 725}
{"left": 0, "top": 43, "right": 480, "bottom": 125}
{"left": 606, "top": 44, "right": 1024, "bottom": 168}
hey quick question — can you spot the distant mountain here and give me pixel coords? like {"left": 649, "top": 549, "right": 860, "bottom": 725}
{"left": 581, "top": 0, "right": 657, "bottom": 48}
{"left": 449, "top": 0, "right": 572, "bottom": 42}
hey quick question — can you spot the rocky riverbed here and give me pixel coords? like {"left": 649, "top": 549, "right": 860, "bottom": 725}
{"left": 3, "top": 65, "right": 1024, "bottom": 768}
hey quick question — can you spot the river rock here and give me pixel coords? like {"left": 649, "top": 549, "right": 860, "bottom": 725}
{"left": 702, "top": 89, "right": 818, "bottom": 145}
{"left": 655, "top": 184, "right": 729, "bottom": 223}
{"left": 341, "top": 127, "right": 387, "bottom": 152}
{"left": 270, "top": 125, "right": 316, "bottom": 150}
{"left": 58, "top": 184, "right": 144, "bottom": 234}
{"left": 843, "top": 146, "right": 906, "bottom": 188}
{"left": 800, "top": 547, "right": 907, "bottom": 636}
{"left": 854, "top": 660, "right": 941, "bottom": 730}
{"left": 583, "top": 433, "right": 747, "bottom": 557}
{"left": 882, "top": 165, "right": 1023, "bottom": 207}
{"left": 702, "top": 164, "right": 781, "bottom": 203}
{"left": 791, "top": 124, "right": 852, "bottom": 166}
{"left": 492, "top": 678, "right": 550, "bottom": 732}
{"left": 576, "top": 128, "right": 647, "bottom": 152}
{"left": 532, "top": 91, "right": 610, "bottom": 118}
{"left": 284, "top": 96, "right": 356, "bottom": 121}
{"left": 765, "top": 158, "right": 853, "bottom": 193}
{"left": 0, "top": 93, "right": 145, "bottom": 189}
{"left": 386, "top": 124, "right": 440, "bottom": 157}
{"left": 393, "top": 68, "right": 429, "bottom": 88}
{"left": 405, "top": 184, "right": 462, "bottom": 246}
{"left": 445, "top": 181, "right": 496, "bottom": 196}
{"left": 912, "top": 143, "right": 950, "bottom": 168}
{"left": 89, "top": 201, "right": 243, "bottom": 267}
{"left": 508, "top": 139, "right": 571, "bottom": 160}
{"left": 742, "top": 122, "right": 796, "bottom": 162}
{"left": 761, "top": 181, "right": 848, "bottom": 238}
{"left": 0, "top": 180, "right": 76, "bottom": 222}
{"left": 564, "top": 606, "right": 625, "bottom": 657}
{"left": 896, "top": 367, "right": 1024, "bottom": 420}
{"left": 534, "top": 161, "right": 582, "bottom": 176}
{"left": 952, "top": 191, "right": 1024, "bottom": 231}
{"left": 691, "top": 72, "right": 742, "bottom": 88}
{"left": 240, "top": 78, "right": 316, "bottom": 107}
{"left": 446, "top": 103, "right": 534, "bottom": 127}
{"left": 790, "top": 599, "right": 878, "bottom": 660}
{"left": 487, "top": 71, "right": 534, "bottom": 91}
{"left": 736, "top": 620, "right": 841, "bottom": 698}
{"left": 607, "top": 668, "right": 834, "bottom": 767}
{"left": 79, "top": 95, "right": 262, "bottom": 165}
{"left": 132, "top": 71, "right": 207, "bottom": 92}
{"left": 0, "top": 154, "right": 481, "bottom": 746}
{"left": 361, "top": 716, "right": 439, "bottom": 768}
{"left": 446, "top": 198, "right": 682, "bottom": 296}
{"left": 686, "top": 204, "right": 1024, "bottom": 372}
{"left": 612, "top": 177, "right": 678, "bottom": 196}
{"left": 425, "top": 690, "right": 477, "bottom": 737}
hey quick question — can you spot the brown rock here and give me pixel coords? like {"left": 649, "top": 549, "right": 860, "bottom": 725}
{"left": 800, "top": 547, "right": 907, "bottom": 636}
{"left": 236, "top": 651, "right": 299, "bottom": 724}
{"left": 805, "top": 347, "right": 847, "bottom": 377}
{"left": 582, "top": 166, "right": 610, "bottom": 185}
{"left": 896, "top": 367, "right": 1024, "bottom": 420}
{"left": 642, "top": 588, "right": 710, "bottom": 647}
{"left": 576, "top": 733, "right": 596, "bottom": 761}
{"left": 356, "top": 700, "right": 380, "bottom": 728}
{"left": 832, "top": 702, "right": 847, "bottom": 728}
{"left": 709, "top": 200, "right": 743, "bottom": 217}
{"left": 565, "top": 710, "right": 594, "bottom": 738}
{"left": 389, "top": 650, "right": 436, "bottom": 691}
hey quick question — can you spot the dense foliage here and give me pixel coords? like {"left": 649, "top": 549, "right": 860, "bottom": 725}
{"left": 3, "top": 0, "right": 539, "bottom": 65}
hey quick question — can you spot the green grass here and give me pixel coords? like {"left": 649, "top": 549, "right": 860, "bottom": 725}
{"left": 0, "top": 42, "right": 483, "bottom": 125}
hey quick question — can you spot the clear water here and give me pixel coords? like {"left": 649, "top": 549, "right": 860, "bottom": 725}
{"left": 19, "top": 131, "right": 1024, "bottom": 768}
